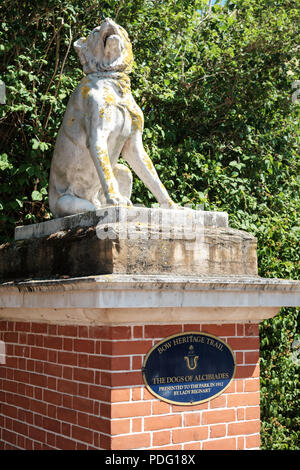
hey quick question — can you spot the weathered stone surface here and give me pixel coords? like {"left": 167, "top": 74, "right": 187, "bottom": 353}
{"left": 15, "top": 206, "right": 228, "bottom": 241}
{"left": 1, "top": 211, "right": 257, "bottom": 281}
{"left": 0, "top": 274, "right": 299, "bottom": 324}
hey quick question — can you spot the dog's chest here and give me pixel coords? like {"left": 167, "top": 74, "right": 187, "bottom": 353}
{"left": 102, "top": 82, "right": 143, "bottom": 135}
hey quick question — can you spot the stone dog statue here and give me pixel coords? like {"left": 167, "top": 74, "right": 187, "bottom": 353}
{"left": 49, "top": 18, "right": 176, "bottom": 218}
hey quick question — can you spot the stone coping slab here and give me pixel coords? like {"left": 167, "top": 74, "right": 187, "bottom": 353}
{"left": 1, "top": 274, "right": 299, "bottom": 305}
{"left": 1, "top": 273, "right": 299, "bottom": 290}
{"left": 0, "top": 274, "right": 298, "bottom": 324}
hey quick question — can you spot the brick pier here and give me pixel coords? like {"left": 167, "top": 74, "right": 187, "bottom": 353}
{"left": 0, "top": 321, "right": 260, "bottom": 450}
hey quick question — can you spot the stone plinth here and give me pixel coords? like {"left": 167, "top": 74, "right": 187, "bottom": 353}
{"left": 1, "top": 207, "right": 257, "bottom": 280}
{"left": 0, "top": 207, "right": 299, "bottom": 451}
{"left": 14, "top": 206, "right": 229, "bottom": 241}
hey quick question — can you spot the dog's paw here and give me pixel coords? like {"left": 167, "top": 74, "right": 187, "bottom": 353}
{"left": 107, "top": 194, "right": 133, "bottom": 207}
{"left": 159, "top": 201, "right": 178, "bottom": 210}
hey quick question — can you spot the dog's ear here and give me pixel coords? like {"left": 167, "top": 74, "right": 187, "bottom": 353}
{"left": 74, "top": 37, "right": 90, "bottom": 72}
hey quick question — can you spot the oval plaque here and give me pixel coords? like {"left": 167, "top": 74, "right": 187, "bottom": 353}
{"left": 142, "top": 332, "right": 236, "bottom": 405}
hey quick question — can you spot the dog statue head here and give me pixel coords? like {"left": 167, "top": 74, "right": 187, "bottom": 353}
{"left": 74, "top": 18, "right": 133, "bottom": 75}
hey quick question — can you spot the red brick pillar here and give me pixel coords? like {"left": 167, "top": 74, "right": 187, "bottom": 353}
{"left": 0, "top": 320, "right": 260, "bottom": 450}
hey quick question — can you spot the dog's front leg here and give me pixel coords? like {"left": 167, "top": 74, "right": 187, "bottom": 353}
{"left": 86, "top": 102, "right": 131, "bottom": 206}
{"left": 122, "top": 132, "right": 177, "bottom": 209}
{"left": 89, "top": 131, "right": 119, "bottom": 203}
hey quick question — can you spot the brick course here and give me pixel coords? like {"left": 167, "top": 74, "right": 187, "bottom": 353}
{"left": 0, "top": 321, "right": 260, "bottom": 450}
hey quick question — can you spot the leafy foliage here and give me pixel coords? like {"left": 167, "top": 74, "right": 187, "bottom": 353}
{"left": 0, "top": 0, "right": 299, "bottom": 449}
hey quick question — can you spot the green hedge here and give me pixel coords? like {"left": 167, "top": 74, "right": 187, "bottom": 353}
{"left": 0, "top": 0, "right": 299, "bottom": 449}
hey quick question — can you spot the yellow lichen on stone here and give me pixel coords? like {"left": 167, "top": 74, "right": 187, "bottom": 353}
{"left": 97, "top": 149, "right": 115, "bottom": 186}
{"left": 102, "top": 152, "right": 111, "bottom": 166}
{"left": 132, "top": 112, "right": 143, "bottom": 132}
{"left": 142, "top": 151, "right": 157, "bottom": 175}
{"left": 120, "top": 95, "right": 143, "bottom": 132}
{"left": 104, "top": 88, "right": 116, "bottom": 105}
{"left": 119, "top": 75, "right": 131, "bottom": 96}
{"left": 106, "top": 108, "right": 112, "bottom": 122}
{"left": 116, "top": 73, "right": 131, "bottom": 97}
{"left": 119, "top": 28, "right": 133, "bottom": 74}
{"left": 107, "top": 181, "right": 117, "bottom": 195}
{"left": 97, "top": 148, "right": 110, "bottom": 164}
{"left": 81, "top": 78, "right": 91, "bottom": 99}
{"left": 103, "top": 165, "right": 113, "bottom": 181}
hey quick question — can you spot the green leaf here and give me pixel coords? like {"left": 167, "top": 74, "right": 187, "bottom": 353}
{"left": 31, "top": 191, "right": 43, "bottom": 201}
{"left": 0, "top": 154, "right": 12, "bottom": 171}
{"left": 32, "top": 139, "right": 40, "bottom": 150}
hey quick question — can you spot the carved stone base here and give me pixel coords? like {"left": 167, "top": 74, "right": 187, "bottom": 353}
{"left": 1, "top": 207, "right": 257, "bottom": 281}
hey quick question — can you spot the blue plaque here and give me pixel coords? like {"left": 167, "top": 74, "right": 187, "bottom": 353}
{"left": 142, "top": 332, "right": 236, "bottom": 405}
